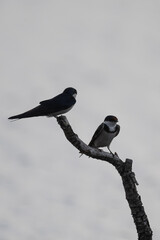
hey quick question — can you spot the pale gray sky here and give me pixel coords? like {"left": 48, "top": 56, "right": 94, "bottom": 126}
{"left": 1, "top": 1, "right": 160, "bottom": 239}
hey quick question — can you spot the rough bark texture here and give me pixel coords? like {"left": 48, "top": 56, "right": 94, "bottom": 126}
{"left": 57, "top": 115, "right": 153, "bottom": 240}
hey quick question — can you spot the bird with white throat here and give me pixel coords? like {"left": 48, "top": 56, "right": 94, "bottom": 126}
{"left": 88, "top": 115, "right": 120, "bottom": 155}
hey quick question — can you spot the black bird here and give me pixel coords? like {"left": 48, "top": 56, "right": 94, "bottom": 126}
{"left": 8, "top": 87, "right": 77, "bottom": 120}
{"left": 88, "top": 115, "right": 120, "bottom": 154}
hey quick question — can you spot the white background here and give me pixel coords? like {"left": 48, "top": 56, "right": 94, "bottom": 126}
{"left": 1, "top": 1, "right": 160, "bottom": 239}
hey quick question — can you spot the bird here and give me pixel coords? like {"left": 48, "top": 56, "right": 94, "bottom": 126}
{"left": 88, "top": 115, "right": 120, "bottom": 155}
{"left": 8, "top": 87, "right": 77, "bottom": 120}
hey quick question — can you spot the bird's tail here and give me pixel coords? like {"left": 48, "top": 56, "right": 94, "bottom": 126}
{"left": 79, "top": 152, "right": 83, "bottom": 158}
{"left": 8, "top": 106, "right": 44, "bottom": 120}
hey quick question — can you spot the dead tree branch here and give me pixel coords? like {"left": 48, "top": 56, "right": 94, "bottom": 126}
{"left": 57, "top": 115, "right": 153, "bottom": 240}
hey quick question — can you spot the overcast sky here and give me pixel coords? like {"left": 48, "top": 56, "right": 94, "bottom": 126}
{"left": 1, "top": 1, "right": 160, "bottom": 239}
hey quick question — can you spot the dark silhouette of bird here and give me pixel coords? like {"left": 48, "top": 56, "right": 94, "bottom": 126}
{"left": 8, "top": 87, "right": 77, "bottom": 120}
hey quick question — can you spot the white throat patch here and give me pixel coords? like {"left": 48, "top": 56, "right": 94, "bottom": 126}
{"left": 104, "top": 120, "right": 116, "bottom": 132}
{"left": 73, "top": 93, "right": 77, "bottom": 99}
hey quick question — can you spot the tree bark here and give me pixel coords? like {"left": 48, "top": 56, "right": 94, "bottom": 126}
{"left": 57, "top": 116, "right": 153, "bottom": 240}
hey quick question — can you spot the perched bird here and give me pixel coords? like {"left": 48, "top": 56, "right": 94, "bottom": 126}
{"left": 88, "top": 115, "right": 120, "bottom": 155}
{"left": 8, "top": 87, "right": 77, "bottom": 120}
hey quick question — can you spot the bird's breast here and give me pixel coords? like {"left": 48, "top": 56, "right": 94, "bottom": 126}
{"left": 47, "top": 105, "right": 74, "bottom": 117}
{"left": 94, "top": 130, "right": 117, "bottom": 148}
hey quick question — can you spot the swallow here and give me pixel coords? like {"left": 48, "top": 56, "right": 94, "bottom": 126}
{"left": 8, "top": 87, "right": 77, "bottom": 120}
{"left": 88, "top": 115, "right": 120, "bottom": 155}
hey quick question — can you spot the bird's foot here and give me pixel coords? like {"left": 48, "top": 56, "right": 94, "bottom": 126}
{"left": 98, "top": 149, "right": 103, "bottom": 152}
{"left": 114, "top": 152, "right": 119, "bottom": 158}
{"left": 108, "top": 150, "right": 119, "bottom": 158}
{"left": 110, "top": 152, "right": 115, "bottom": 157}
{"left": 57, "top": 115, "right": 69, "bottom": 127}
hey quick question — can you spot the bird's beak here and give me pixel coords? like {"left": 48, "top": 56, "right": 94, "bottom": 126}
{"left": 73, "top": 93, "right": 77, "bottom": 99}
{"left": 114, "top": 117, "right": 118, "bottom": 122}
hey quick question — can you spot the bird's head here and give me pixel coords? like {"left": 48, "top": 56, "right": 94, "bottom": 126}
{"left": 104, "top": 115, "right": 118, "bottom": 127}
{"left": 63, "top": 87, "right": 77, "bottom": 99}
{"left": 104, "top": 115, "right": 118, "bottom": 123}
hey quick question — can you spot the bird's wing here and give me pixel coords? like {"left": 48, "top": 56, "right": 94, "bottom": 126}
{"left": 40, "top": 93, "right": 75, "bottom": 112}
{"left": 88, "top": 123, "right": 104, "bottom": 147}
{"left": 40, "top": 93, "right": 62, "bottom": 106}
{"left": 115, "top": 124, "right": 120, "bottom": 136}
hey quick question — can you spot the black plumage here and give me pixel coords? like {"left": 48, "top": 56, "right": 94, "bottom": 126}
{"left": 8, "top": 87, "right": 77, "bottom": 120}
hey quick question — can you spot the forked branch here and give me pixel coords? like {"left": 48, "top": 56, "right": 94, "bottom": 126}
{"left": 57, "top": 116, "right": 153, "bottom": 240}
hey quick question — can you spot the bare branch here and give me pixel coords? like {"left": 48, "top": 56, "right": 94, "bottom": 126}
{"left": 57, "top": 116, "right": 124, "bottom": 169}
{"left": 57, "top": 115, "right": 153, "bottom": 240}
